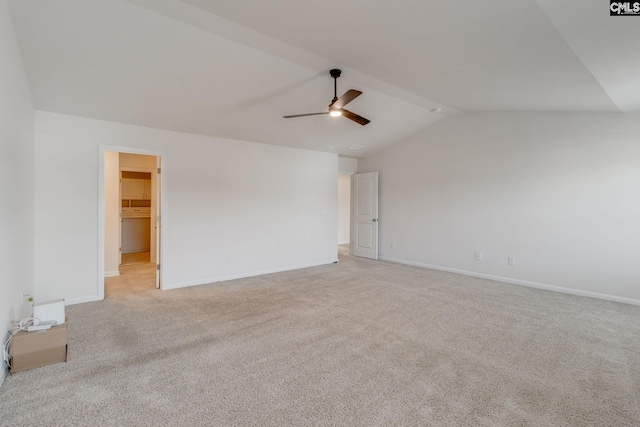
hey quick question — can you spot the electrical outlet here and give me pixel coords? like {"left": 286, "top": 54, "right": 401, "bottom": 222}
{"left": 227, "top": 255, "right": 232, "bottom": 262}
{"left": 475, "top": 252, "right": 482, "bottom": 260}
{"left": 508, "top": 256, "right": 516, "bottom": 266}
{"left": 391, "top": 242, "right": 397, "bottom": 249}
{"left": 22, "top": 294, "right": 33, "bottom": 304}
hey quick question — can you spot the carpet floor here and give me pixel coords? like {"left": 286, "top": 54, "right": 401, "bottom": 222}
{"left": 1, "top": 250, "right": 639, "bottom": 426}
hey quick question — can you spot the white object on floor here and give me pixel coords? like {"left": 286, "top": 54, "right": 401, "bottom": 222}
{"left": 26, "top": 324, "right": 52, "bottom": 332}
{"left": 33, "top": 299, "right": 66, "bottom": 325}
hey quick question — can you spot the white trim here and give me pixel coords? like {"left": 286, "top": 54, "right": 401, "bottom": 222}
{"left": 98, "top": 148, "right": 105, "bottom": 301}
{"left": 338, "top": 240, "right": 350, "bottom": 245}
{"left": 104, "top": 271, "right": 120, "bottom": 277}
{"left": 379, "top": 256, "right": 640, "bottom": 307}
{"left": 98, "top": 145, "right": 167, "bottom": 303}
{"left": 165, "top": 259, "right": 339, "bottom": 290}
{"left": 65, "top": 295, "right": 100, "bottom": 305}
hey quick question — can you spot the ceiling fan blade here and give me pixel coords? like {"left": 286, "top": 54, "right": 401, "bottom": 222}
{"left": 341, "top": 109, "right": 370, "bottom": 126}
{"left": 283, "top": 112, "right": 329, "bottom": 119}
{"left": 330, "top": 89, "right": 362, "bottom": 109}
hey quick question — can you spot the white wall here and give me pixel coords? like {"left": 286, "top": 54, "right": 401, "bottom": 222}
{"left": 359, "top": 112, "right": 640, "bottom": 304}
{"left": 34, "top": 112, "right": 338, "bottom": 303}
{"left": 338, "top": 156, "right": 358, "bottom": 175}
{"left": 337, "top": 174, "right": 351, "bottom": 245}
{"left": 0, "top": 0, "right": 34, "bottom": 384}
{"left": 104, "top": 151, "right": 120, "bottom": 276}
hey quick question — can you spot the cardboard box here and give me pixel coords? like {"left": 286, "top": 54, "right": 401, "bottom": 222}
{"left": 9, "top": 321, "right": 68, "bottom": 374}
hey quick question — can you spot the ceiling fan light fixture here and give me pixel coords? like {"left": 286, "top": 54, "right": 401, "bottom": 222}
{"left": 282, "top": 69, "right": 370, "bottom": 125}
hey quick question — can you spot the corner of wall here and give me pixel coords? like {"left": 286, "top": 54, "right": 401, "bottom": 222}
{"left": 338, "top": 156, "right": 358, "bottom": 175}
{"left": 1, "top": 0, "right": 36, "bottom": 388}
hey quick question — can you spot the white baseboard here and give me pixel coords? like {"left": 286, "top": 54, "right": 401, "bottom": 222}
{"left": 104, "top": 270, "right": 120, "bottom": 277}
{"left": 165, "top": 259, "right": 339, "bottom": 291}
{"left": 64, "top": 295, "right": 99, "bottom": 305}
{"left": 379, "top": 256, "right": 640, "bottom": 307}
{"left": 65, "top": 260, "right": 339, "bottom": 305}
{"left": 338, "top": 241, "right": 350, "bottom": 245}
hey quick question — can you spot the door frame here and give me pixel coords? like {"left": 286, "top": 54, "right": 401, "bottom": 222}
{"left": 98, "top": 145, "right": 167, "bottom": 300}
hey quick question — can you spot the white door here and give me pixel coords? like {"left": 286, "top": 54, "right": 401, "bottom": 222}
{"left": 352, "top": 172, "right": 379, "bottom": 259}
{"left": 155, "top": 157, "right": 162, "bottom": 289}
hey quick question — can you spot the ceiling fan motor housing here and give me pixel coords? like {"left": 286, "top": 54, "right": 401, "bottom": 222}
{"left": 330, "top": 69, "right": 342, "bottom": 79}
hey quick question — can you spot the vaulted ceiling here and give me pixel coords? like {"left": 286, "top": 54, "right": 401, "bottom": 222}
{"left": 8, "top": 0, "right": 640, "bottom": 157}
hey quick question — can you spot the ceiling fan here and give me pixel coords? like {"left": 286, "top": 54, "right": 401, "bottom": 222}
{"left": 283, "top": 69, "right": 370, "bottom": 126}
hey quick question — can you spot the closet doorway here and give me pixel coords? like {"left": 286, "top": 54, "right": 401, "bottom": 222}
{"left": 121, "top": 170, "right": 152, "bottom": 265}
{"left": 101, "top": 149, "right": 163, "bottom": 298}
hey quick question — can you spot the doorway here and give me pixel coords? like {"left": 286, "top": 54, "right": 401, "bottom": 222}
{"left": 338, "top": 174, "right": 351, "bottom": 254}
{"left": 120, "top": 170, "right": 152, "bottom": 265}
{"left": 98, "top": 147, "right": 164, "bottom": 299}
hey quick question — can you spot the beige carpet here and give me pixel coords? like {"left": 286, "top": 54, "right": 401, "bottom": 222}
{"left": 2, "top": 249, "right": 639, "bottom": 426}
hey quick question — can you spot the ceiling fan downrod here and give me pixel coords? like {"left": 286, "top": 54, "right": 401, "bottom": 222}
{"left": 330, "top": 69, "right": 342, "bottom": 103}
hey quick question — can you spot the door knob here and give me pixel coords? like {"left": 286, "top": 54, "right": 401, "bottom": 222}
{"left": 372, "top": 218, "right": 378, "bottom": 222}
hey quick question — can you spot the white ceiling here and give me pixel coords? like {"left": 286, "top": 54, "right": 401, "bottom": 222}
{"left": 8, "top": 0, "right": 640, "bottom": 157}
